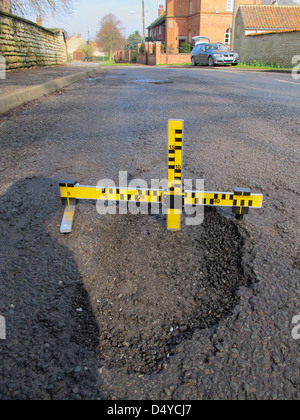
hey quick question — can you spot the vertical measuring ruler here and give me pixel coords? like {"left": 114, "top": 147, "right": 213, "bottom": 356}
{"left": 167, "top": 120, "right": 184, "bottom": 231}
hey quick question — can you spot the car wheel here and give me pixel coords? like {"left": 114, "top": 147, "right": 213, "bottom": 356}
{"left": 231, "top": 63, "right": 238, "bottom": 66}
{"left": 192, "top": 57, "right": 197, "bottom": 66}
{"left": 208, "top": 56, "right": 214, "bottom": 67}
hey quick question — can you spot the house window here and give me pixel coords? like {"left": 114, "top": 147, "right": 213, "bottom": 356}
{"left": 225, "top": 28, "right": 232, "bottom": 45}
{"left": 227, "top": 0, "right": 234, "bottom": 12}
{"left": 159, "top": 25, "right": 161, "bottom": 35}
{"left": 190, "top": 1, "right": 193, "bottom": 14}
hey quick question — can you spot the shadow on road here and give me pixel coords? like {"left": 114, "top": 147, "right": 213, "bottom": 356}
{"left": 0, "top": 177, "right": 102, "bottom": 400}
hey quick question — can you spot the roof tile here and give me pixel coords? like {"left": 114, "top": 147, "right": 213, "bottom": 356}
{"left": 240, "top": 5, "right": 300, "bottom": 30}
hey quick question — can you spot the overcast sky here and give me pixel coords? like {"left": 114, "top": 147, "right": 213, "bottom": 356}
{"left": 29, "top": 0, "right": 162, "bottom": 40}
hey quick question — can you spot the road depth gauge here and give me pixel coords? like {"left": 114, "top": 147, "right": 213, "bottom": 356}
{"left": 59, "top": 120, "right": 263, "bottom": 233}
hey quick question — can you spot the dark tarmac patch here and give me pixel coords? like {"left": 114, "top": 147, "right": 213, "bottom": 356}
{"left": 0, "top": 178, "right": 102, "bottom": 399}
{"left": 83, "top": 208, "right": 252, "bottom": 374}
{"left": 133, "top": 79, "right": 174, "bottom": 84}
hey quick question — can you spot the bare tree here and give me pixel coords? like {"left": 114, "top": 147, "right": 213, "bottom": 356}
{"left": 96, "top": 14, "right": 126, "bottom": 60}
{"left": 8, "top": 0, "right": 73, "bottom": 16}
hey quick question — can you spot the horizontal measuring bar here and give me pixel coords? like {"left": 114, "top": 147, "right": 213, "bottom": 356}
{"left": 60, "top": 184, "right": 263, "bottom": 209}
{"left": 60, "top": 184, "right": 163, "bottom": 203}
{"left": 183, "top": 190, "right": 263, "bottom": 209}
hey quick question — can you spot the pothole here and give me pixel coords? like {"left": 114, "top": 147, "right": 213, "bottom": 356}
{"left": 134, "top": 79, "right": 174, "bottom": 84}
{"left": 84, "top": 208, "right": 252, "bottom": 374}
{"left": 84, "top": 76, "right": 103, "bottom": 81}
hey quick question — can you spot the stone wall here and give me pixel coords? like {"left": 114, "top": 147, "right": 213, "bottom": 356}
{"left": 0, "top": 11, "right": 67, "bottom": 70}
{"left": 234, "top": 8, "right": 300, "bottom": 66}
{"left": 234, "top": 29, "right": 300, "bottom": 66}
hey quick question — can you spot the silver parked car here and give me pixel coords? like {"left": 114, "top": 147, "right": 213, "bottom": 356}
{"left": 191, "top": 43, "right": 239, "bottom": 67}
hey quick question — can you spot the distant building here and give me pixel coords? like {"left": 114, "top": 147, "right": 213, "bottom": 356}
{"left": 234, "top": 4, "right": 300, "bottom": 65}
{"left": 89, "top": 41, "right": 106, "bottom": 58}
{"left": 66, "top": 33, "right": 85, "bottom": 60}
{"left": 147, "top": 4, "right": 166, "bottom": 44}
{"left": 73, "top": 48, "right": 85, "bottom": 61}
{"left": 147, "top": 0, "right": 269, "bottom": 52}
{"left": 236, "top": 3, "right": 300, "bottom": 36}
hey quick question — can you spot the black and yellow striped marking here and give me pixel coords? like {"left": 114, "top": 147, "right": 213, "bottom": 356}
{"left": 167, "top": 120, "right": 183, "bottom": 231}
{"left": 183, "top": 190, "right": 261, "bottom": 209}
{"left": 59, "top": 185, "right": 163, "bottom": 204}
{"left": 60, "top": 185, "right": 263, "bottom": 210}
{"left": 59, "top": 121, "right": 263, "bottom": 233}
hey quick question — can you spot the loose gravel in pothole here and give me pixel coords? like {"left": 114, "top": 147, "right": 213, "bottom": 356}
{"left": 77, "top": 205, "right": 251, "bottom": 374}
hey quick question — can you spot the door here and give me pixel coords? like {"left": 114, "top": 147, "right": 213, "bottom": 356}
{"left": 197, "top": 45, "right": 207, "bottom": 64}
{"left": 193, "top": 45, "right": 201, "bottom": 64}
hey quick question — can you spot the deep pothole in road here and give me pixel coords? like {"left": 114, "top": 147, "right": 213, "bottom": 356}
{"left": 83, "top": 208, "right": 253, "bottom": 374}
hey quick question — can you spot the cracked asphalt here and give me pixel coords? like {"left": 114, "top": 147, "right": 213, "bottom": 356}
{"left": 0, "top": 66, "right": 299, "bottom": 400}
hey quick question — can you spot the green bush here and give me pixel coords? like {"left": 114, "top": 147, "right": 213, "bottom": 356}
{"left": 180, "top": 42, "right": 192, "bottom": 54}
{"left": 241, "top": 60, "right": 291, "bottom": 69}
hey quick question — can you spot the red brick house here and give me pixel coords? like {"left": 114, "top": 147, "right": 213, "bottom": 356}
{"left": 147, "top": 4, "right": 167, "bottom": 44}
{"left": 147, "top": 0, "right": 266, "bottom": 51}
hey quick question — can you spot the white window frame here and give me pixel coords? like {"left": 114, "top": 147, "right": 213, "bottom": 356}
{"left": 227, "top": 0, "right": 234, "bottom": 13}
{"left": 225, "top": 28, "right": 232, "bottom": 45}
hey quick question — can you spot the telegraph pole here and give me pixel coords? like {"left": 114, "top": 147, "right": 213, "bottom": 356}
{"left": 231, "top": 0, "right": 237, "bottom": 50}
{"left": 142, "top": 0, "right": 145, "bottom": 41}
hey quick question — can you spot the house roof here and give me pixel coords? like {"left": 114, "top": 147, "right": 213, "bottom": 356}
{"left": 239, "top": 5, "right": 300, "bottom": 30}
{"left": 147, "top": 14, "right": 166, "bottom": 29}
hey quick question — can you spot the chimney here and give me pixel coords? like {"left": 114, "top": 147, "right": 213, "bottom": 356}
{"left": 0, "top": 0, "right": 12, "bottom": 13}
{"left": 37, "top": 15, "right": 42, "bottom": 26}
{"left": 158, "top": 4, "right": 165, "bottom": 17}
{"left": 78, "top": 33, "right": 82, "bottom": 39}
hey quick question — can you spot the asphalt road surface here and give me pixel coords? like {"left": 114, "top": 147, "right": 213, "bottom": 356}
{"left": 0, "top": 66, "right": 299, "bottom": 400}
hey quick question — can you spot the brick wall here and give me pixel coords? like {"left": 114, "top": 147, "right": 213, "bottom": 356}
{"left": 0, "top": 11, "right": 67, "bottom": 70}
{"left": 199, "top": 12, "right": 232, "bottom": 44}
{"left": 134, "top": 42, "right": 190, "bottom": 65}
{"left": 198, "top": 0, "right": 263, "bottom": 44}
{"left": 115, "top": 42, "right": 191, "bottom": 65}
{"left": 158, "top": 52, "right": 191, "bottom": 64}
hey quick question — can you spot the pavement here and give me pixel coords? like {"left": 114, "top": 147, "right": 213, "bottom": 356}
{"left": 0, "top": 66, "right": 299, "bottom": 400}
{"left": 0, "top": 62, "right": 103, "bottom": 114}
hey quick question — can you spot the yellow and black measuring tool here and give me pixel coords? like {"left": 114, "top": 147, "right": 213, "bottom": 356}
{"left": 59, "top": 120, "right": 263, "bottom": 233}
